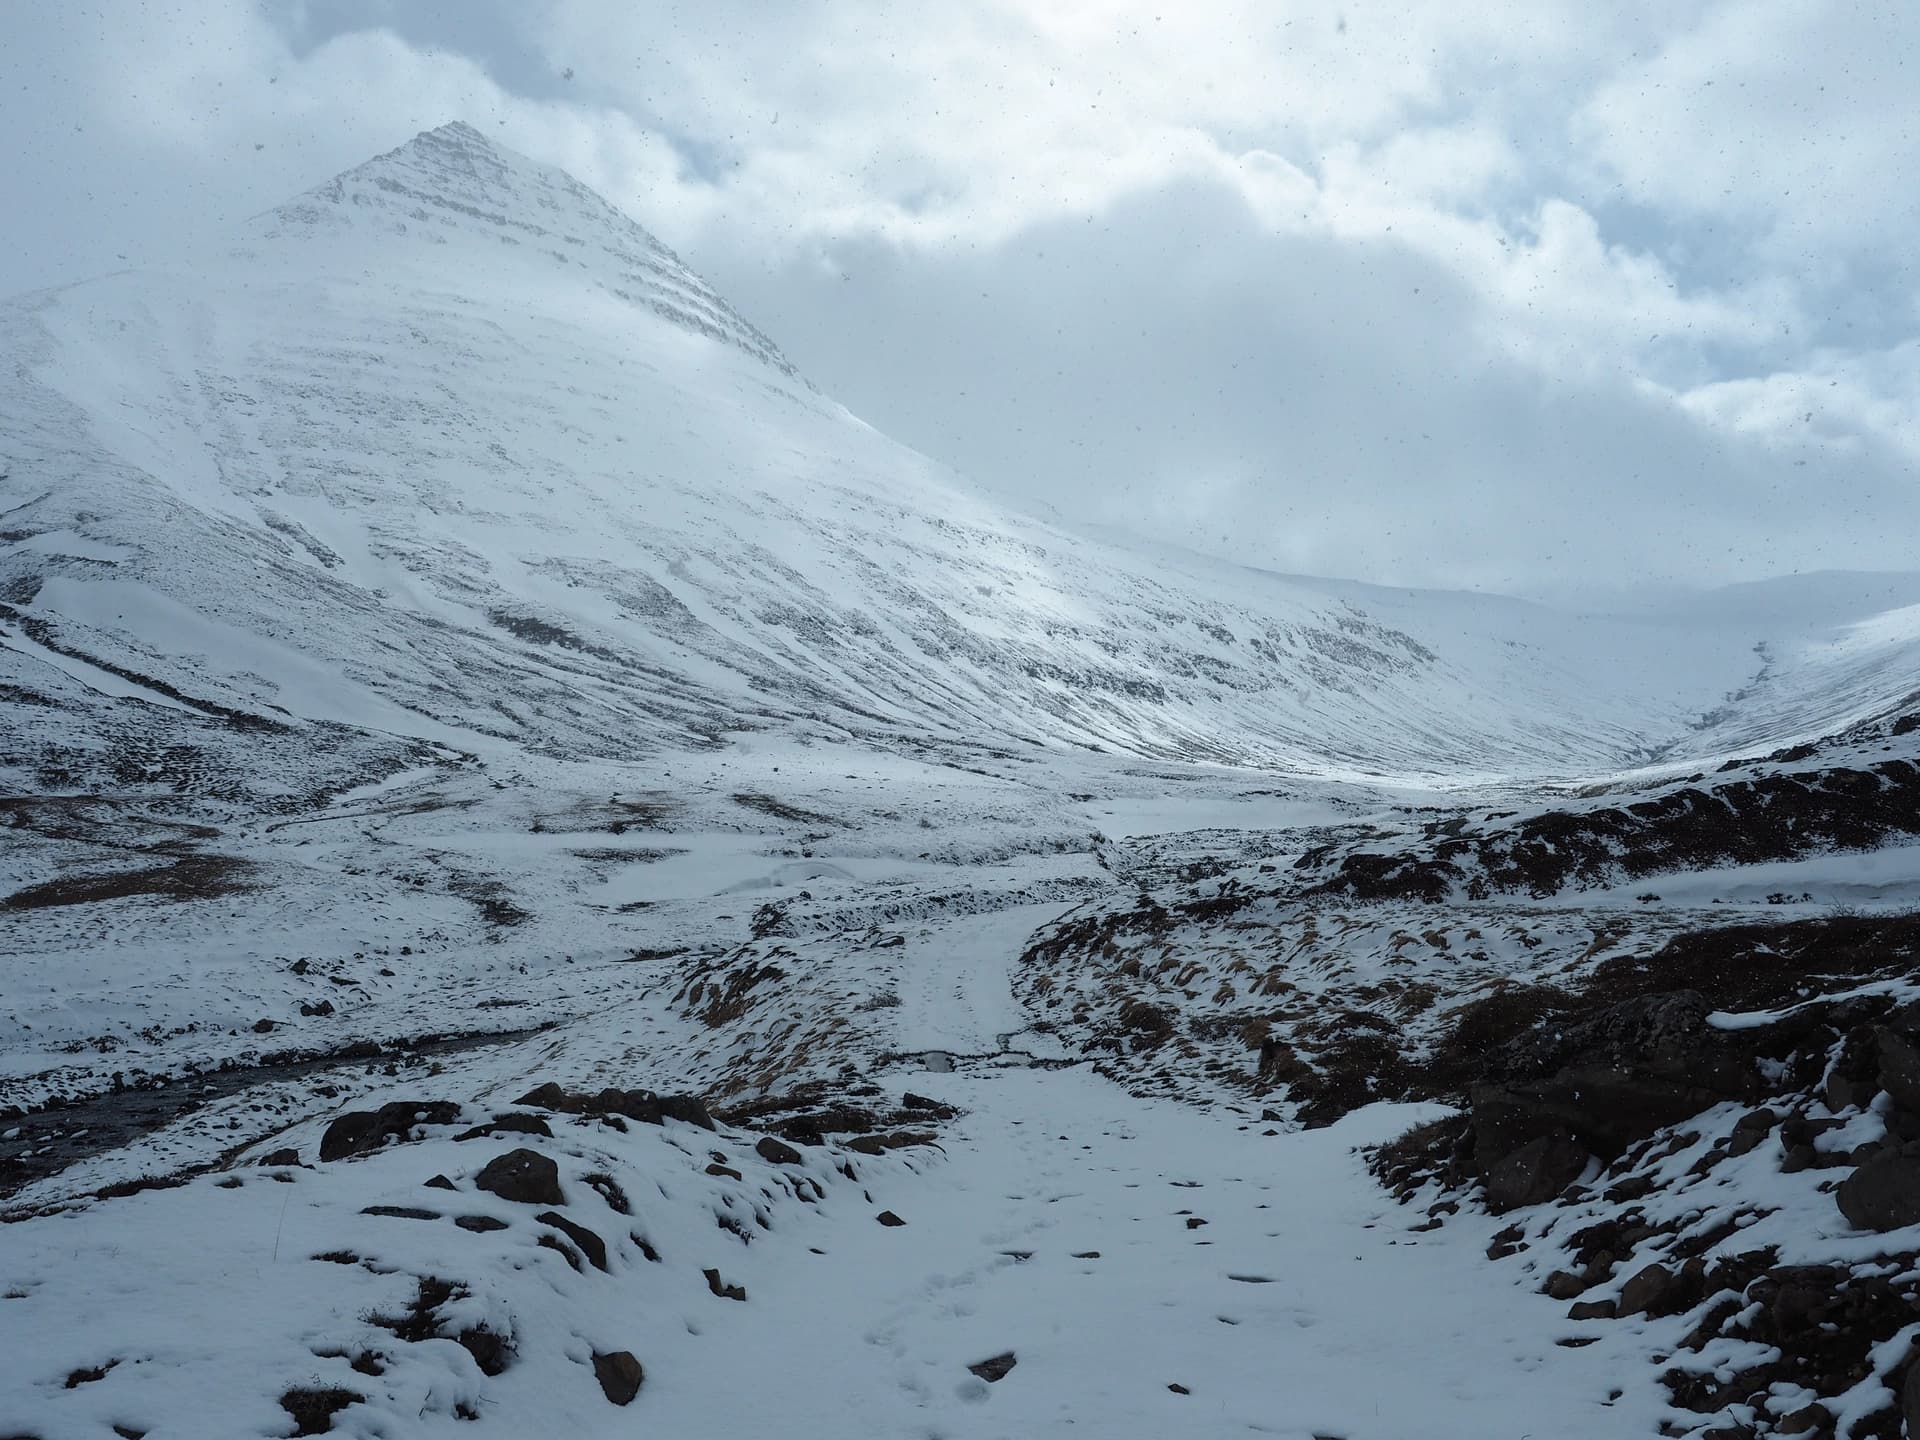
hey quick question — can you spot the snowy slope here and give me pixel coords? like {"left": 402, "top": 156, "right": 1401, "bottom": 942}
{"left": 7, "top": 122, "right": 1911, "bottom": 791}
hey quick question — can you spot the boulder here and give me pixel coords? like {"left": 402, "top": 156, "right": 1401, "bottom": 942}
{"left": 537, "top": 1211, "right": 608, "bottom": 1272}
{"left": 455, "top": 1114, "right": 552, "bottom": 1142}
{"left": 755, "top": 1135, "right": 803, "bottom": 1165}
{"left": 1775, "top": 1404, "right": 1829, "bottom": 1435}
{"left": 474, "top": 1148, "right": 564, "bottom": 1206}
{"left": 1836, "top": 1153, "right": 1920, "bottom": 1231}
{"left": 1617, "top": 1263, "right": 1675, "bottom": 1317}
{"left": 1482, "top": 1131, "right": 1588, "bottom": 1213}
{"left": 1541, "top": 1270, "right": 1587, "bottom": 1300}
{"left": 1879, "top": 1028, "right": 1920, "bottom": 1112}
{"left": 592, "top": 1350, "right": 644, "bottom": 1406}
{"left": 319, "top": 1101, "right": 462, "bottom": 1162}
{"left": 1726, "top": 1108, "right": 1778, "bottom": 1157}
{"left": 968, "top": 1352, "right": 1017, "bottom": 1383}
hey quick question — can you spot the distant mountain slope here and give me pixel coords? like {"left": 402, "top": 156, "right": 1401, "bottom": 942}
{"left": 1, "top": 121, "right": 1914, "bottom": 788}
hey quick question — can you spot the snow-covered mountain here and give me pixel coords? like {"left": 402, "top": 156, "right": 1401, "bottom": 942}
{"left": 5, "top": 124, "right": 1920, "bottom": 1440}
{"left": 5, "top": 121, "right": 1914, "bottom": 795}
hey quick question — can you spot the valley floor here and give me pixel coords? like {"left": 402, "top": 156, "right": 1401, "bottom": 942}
{"left": 5, "top": 723, "right": 1920, "bottom": 1438}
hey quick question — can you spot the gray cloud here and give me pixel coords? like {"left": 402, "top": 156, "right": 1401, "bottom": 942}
{"left": 706, "top": 174, "right": 1920, "bottom": 590}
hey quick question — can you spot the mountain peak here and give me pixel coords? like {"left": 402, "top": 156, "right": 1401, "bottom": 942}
{"left": 249, "top": 121, "right": 805, "bottom": 383}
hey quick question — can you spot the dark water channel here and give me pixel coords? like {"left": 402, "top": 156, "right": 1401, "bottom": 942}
{"left": 0, "top": 1028, "right": 540, "bottom": 1199}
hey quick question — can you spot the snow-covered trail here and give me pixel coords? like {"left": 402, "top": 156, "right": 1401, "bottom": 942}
{"left": 637, "top": 1063, "right": 1664, "bottom": 1438}
{"left": 633, "top": 896, "right": 1668, "bottom": 1438}
{"left": 886, "top": 900, "right": 1079, "bottom": 1059}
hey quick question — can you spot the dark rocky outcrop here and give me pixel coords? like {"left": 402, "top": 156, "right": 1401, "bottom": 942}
{"left": 514, "top": 1082, "right": 713, "bottom": 1130}
{"left": 319, "top": 1101, "right": 462, "bottom": 1162}
{"left": 1302, "top": 758, "right": 1920, "bottom": 903}
{"left": 1460, "top": 990, "right": 1766, "bottom": 1205}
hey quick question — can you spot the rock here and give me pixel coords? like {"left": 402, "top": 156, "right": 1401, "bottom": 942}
{"left": 1168, "top": 1382, "right": 1190, "bottom": 1395}
{"left": 705, "top": 1162, "right": 742, "bottom": 1180}
{"left": 515, "top": 1082, "right": 568, "bottom": 1109}
{"left": 259, "top": 1147, "right": 301, "bottom": 1167}
{"left": 537, "top": 1211, "right": 608, "bottom": 1271}
{"left": 755, "top": 1135, "right": 803, "bottom": 1165}
{"left": 901, "top": 1092, "right": 956, "bottom": 1117}
{"left": 253, "top": 1018, "right": 277, "bottom": 1034}
{"left": 1767, "top": 1266, "right": 1842, "bottom": 1329}
{"left": 1903, "top": 1357, "right": 1920, "bottom": 1439}
{"left": 1775, "top": 1403, "right": 1829, "bottom": 1435}
{"left": 424, "top": 1174, "right": 456, "bottom": 1190}
{"left": 455, "top": 1114, "right": 553, "bottom": 1142}
{"left": 968, "top": 1352, "right": 1017, "bottom": 1383}
{"left": 1825, "top": 1071, "right": 1879, "bottom": 1113}
{"left": 1782, "top": 1143, "right": 1818, "bottom": 1174}
{"left": 319, "top": 1101, "right": 462, "bottom": 1162}
{"left": 1727, "top": 1107, "right": 1778, "bottom": 1157}
{"left": 876, "top": 1210, "right": 907, "bottom": 1226}
{"left": 474, "top": 1148, "right": 564, "bottom": 1206}
{"left": 1836, "top": 1153, "right": 1920, "bottom": 1231}
{"left": 1617, "top": 1263, "right": 1675, "bottom": 1317}
{"left": 361, "top": 1205, "right": 439, "bottom": 1220}
{"left": 592, "top": 1350, "right": 644, "bottom": 1406}
{"left": 455, "top": 1215, "right": 508, "bottom": 1233}
{"left": 1483, "top": 1131, "right": 1588, "bottom": 1213}
{"left": 703, "top": 1267, "right": 746, "bottom": 1301}
{"left": 1542, "top": 1270, "right": 1587, "bottom": 1300}
{"left": 1568, "top": 1299, "right": 1616, "bottom": 1320}
{"left": 280, "top": 1386, "right": 362, "bottom": 1436}
{"left": 1880, "top": 1028, "right": 1920, "bottom": 1111}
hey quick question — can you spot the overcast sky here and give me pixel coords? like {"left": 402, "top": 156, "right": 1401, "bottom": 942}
{"left": 4, "top": 1, "right": 1919, "bottom": 594}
